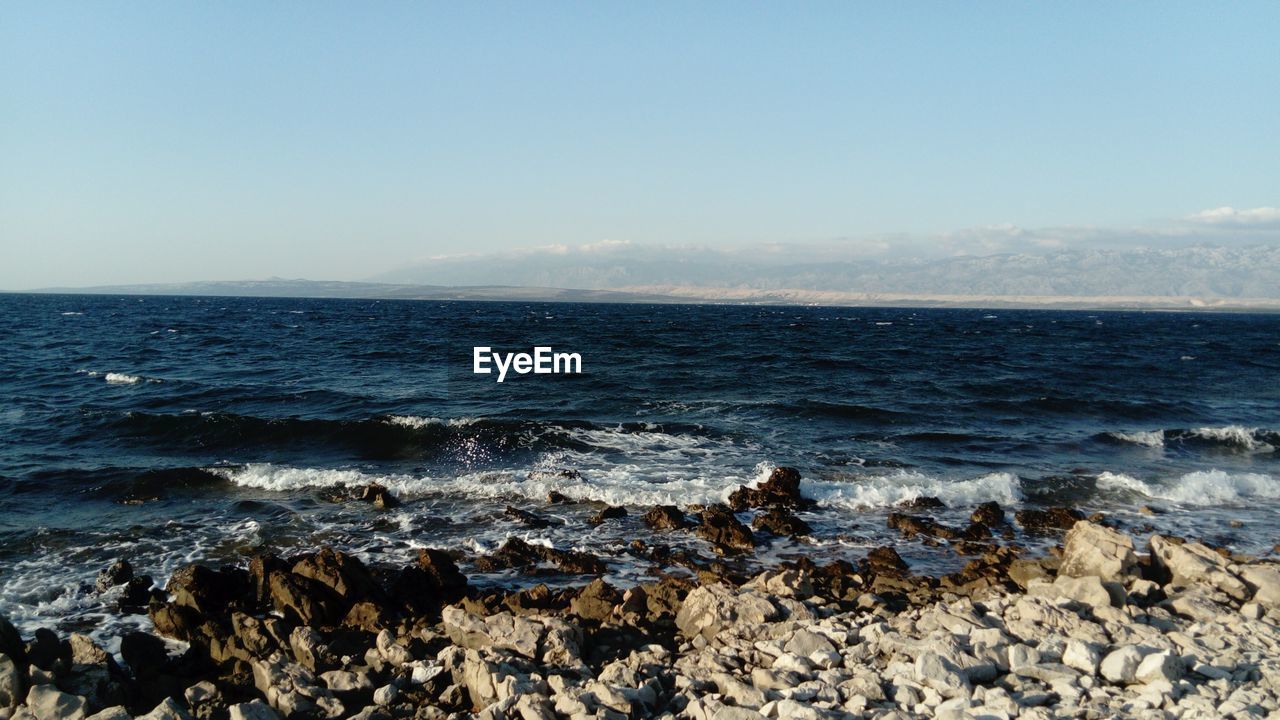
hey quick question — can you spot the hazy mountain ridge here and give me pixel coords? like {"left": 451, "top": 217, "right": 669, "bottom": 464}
{"left": 377, "top": 245, "right": 1280, "bottom": 298}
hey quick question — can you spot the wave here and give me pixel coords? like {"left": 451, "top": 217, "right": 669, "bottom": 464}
{"left": 805, "top": 470, "right": 1024, "bottom": 510}
{"left": 213, "top": 460, "right": 764, "bottom": 508}
{"left": 1096, "top": 469, "right": 1280, "bottom": 505}
{"left": 1101, "top": 425, "right": 1277, "bottom": 453}
{"left": 79, "top": 370, "right": 158, "bottom": 385}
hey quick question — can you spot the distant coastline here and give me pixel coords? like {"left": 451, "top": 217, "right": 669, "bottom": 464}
{"left": 15, "top": 278, "right": 1280, "bottom": 313}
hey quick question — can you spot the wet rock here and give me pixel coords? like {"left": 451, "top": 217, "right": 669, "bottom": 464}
{"left": 695, "top": 505, "right": 755, "bottom": 553}
{"left": 887, "top": 513, "right": 960, "bottom": 541}
{"left": 291, "top": 547, "right": 382, "bottom": 604}
{"left": 94, "top": 560, "right": 134, "bottom": 593}
{"left": 1059, "top": 520, "right": 1139, "bottom": 582}
{"left": 641, "top": 505, "right": 688, "bottom": 530}
{"left": 1015, "top": 507, "right": 1084, "bottom": 534}
{"left": 587, "top": 505, "right": 627, "bottom": 525}
{"left": 118, "top": 576, "right": 161, "bottom": 613}
{"left": 148, "top": 602, "right": 204, "bottom": 643}
{"left": 727, "top": 467, "right": 809, "bottom": 511}
{"left": 546, "top": 491, "right": 570, "bottom": 504}
{"left": 267, "top": 570, "right": 343, "bottom": 627}
{"left": 166, "top": 564, "right": 249, "bottom": 618}
{"left": 475, "top": 537, "right": 606, "bottom": 575}
{"left": 865, "top": 546, "right": 910, "bottom": 577}
{"left": 357, "top": 482, "right": 398, "bottom": 509}
{"left": 899, "top": 496, "right": 945, "bottom": 511}
{"left": 569, "top": 579, "right": 621, "bottom": 623}
{"left": 750, "top": 507, "right": 812, "bottom": 537}
{"left": 504, "top": 506, "right": 550, "bottom": 528}
{"left": 970, "top": 501, "right": 1006, "bottom": 527}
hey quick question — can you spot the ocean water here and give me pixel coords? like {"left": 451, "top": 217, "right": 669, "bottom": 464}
{"left": 1, "top": 293, "right": 1278, "bottom": 643}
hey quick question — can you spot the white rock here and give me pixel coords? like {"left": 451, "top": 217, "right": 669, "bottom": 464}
{"left": 1062, "top": 640, "right": 1101, "bottom": 676}
{"left": 25, "top": 685, "right": 87, "bottom": 720}
{"left": 1059, "top": 521, "right": 1138, "bottom": 582}
{"left": 228, "top": 701, "right": 280, "bottom": 720}
{"left": 1100, "top": 646, "right": 1144, "bottom": 685}
{"left": 0, "top": 655, "right": 21, "bottom": 713}
{"left": 1239, "top": 564, "right": 1280, "bottom": 609}
{"left": 1149, "top": 535, "right": 1249, "bottom": 600}
{"left": 84, "top": 708, "right": 130, "bottom": 720}
{"left": 372, "top": 684, "right": 398, "bottom": 706}
{"left": 1135, "top": 652, "right": 1183, "bottom": 684}
{"left": 913, "top": 652, "right": 968, "bottom": 698}
{"left": 136, "top": 698, "right": 192, "bottom": 720}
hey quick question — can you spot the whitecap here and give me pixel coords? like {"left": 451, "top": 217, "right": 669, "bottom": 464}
{"left": 806, "top": 470, "right": 1024, "bottom": 510}
{"left": 1106, "top": 430, "right": 1165, "bottom": 448}
{"left": 1097, "top": 469, "right": 1280, "bottom": 505}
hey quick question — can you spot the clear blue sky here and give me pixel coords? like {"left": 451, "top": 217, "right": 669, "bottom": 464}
{"left": 2, "top": 2, "right": 1276, "bottom": 289}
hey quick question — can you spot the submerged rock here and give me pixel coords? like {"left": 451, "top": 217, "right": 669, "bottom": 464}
{"left": 1015, "top": 506, "right": 1084, "bottom": 534}
{"left": 750, "top": 507, "right": 812, "bottom": 537}
{"left": 641, "top": 505, "right": 688, "bottom": 530}
{"left": 695, "top": 505, "right": 755, "bottom": 553}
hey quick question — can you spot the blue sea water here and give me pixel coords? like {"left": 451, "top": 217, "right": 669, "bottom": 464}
{"left": 1, "top": 293, "right": 1278, "bottom": 641}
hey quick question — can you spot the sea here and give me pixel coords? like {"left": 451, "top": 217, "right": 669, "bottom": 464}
{"left": 1, "top": 293, "right": 1278, "bottom": 645}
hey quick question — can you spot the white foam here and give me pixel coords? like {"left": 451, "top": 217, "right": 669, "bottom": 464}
{"left": 1107, "top": 430, "right": 1166, "bottom": 448}
{"left": 1097, "top": 469, "right": 1280, "bottom": 505}
{"left": 385, "top": 415, "right": 478, "bottom": 429}
{"left": 1185, "top": 425, "right": 1274, "bottom": 453}
{"left": 807, "top": 470, "right": 1024, "bottom": 510}
{"left": 105, "top": 373, "right": 143, "bottom": 385}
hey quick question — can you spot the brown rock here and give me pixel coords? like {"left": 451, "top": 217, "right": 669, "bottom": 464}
{"left": 1015, "top": 507, "right": 1085, "bottom": 534}
{"left": 751, "top": 508, "right": 812, "bottom": 537}
{"left": 899, "top": 496, "right": 945, "bottom": 511}
{"left": 166, "top": 564, "right": 249, "bottom": 617}
{"left": 570, "top": 579, "right": 621, "bottom": 622}
{"left": 291, "top": 547, "right": 382, "bottom": 604}
{"left": 642, "top": 505, "right": 688, "bottom": 530}
{"left": 357, "top": 482, "right": 399, "bottom": 509}
{"left": 865, "top": 546, "right": 909, "bottom": 577}
{"left": 267, "top": 570, "right": 342, "bottom": 626}
{"left": 696, "top": 504, "right": 755, "bottom": 553}
{"left": 504, "top": 505, "right": 551, "bottom": 528}
{"left": 727, "top": 466, "right": 809, "bottom": 511}
{"left": 887, "top": 513, "right": 961, "bottom": 540}
{"left": 588, "top": 505, "right": 628, "bottom": 525}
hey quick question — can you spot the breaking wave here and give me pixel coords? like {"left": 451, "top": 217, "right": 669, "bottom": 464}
{"left": 1097, "top": 469, "right": 1280, "bottom": 505}
{"left": 1101, "top": 425, "right": 1276, "bottom": 453}
{"left": 806, "top": 470, "right": 1024, "bottom": 510}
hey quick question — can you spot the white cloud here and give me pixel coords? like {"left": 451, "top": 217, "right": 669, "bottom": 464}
{"left": 1188, "top": 206, "right": 1280, "bottom": 226}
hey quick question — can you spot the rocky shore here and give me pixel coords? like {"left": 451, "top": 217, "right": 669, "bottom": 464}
{"left": 2, "top": 469, "right": 1279, "bottom": 720}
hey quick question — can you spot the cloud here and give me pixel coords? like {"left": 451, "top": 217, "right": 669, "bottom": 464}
{"left": 1187, "top": 206, "right": 1280, "bottom": 226}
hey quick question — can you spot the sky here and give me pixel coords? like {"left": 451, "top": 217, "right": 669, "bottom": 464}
{"left": 1, "top": 2, "right": 1277, "bottom": 290}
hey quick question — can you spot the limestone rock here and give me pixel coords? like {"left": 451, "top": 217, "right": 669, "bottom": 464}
{"left": 1059, "top": 521, "right": 1138, "bottom": 582}
{"left": 1149, "top": 535, "right": 1249, "bottom": 601}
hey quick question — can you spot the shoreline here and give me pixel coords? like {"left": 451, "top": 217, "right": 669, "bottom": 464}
{"left": 2, "top": 471, "right": 1279, "bottom": 719}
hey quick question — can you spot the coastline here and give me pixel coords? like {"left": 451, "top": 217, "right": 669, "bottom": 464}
{"left": 2, "top": 470, "right": 1278, "bottom": 720}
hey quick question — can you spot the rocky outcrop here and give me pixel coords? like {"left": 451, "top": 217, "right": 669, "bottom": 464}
{"left": 694, "top": 505, "right": 754, "bottom": 553}
{"left": 1059, "top": 520, "right": 1139, "bottom": 582}
{"left": 727, "top": 467, "right": 811, "bottom": 511}
{"left": 641, "top": 505, "right": 688, "bottom": 530}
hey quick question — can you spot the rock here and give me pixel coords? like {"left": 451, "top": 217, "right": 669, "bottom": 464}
{"left": 1149, "top": 535, "right": 1249, "bottom": 600}
{"left": 726, "top": 467, "right": 809, "bottom": 511}
{"left": 1062, "top": 640, "right": 1101, "bottom": 676}
{"left": 784, "top": 629, "right": 835, "bottom": 657}
{"left": 1015, "top": 507, "right": 1084, "bottom": 534}
{"left": 695, "top": 505, "right": 754, "bottom": 553}
{"left": 1239, "top": 563, "right": 1280, "bottom": 608}
{"left": 1134, "top": 651, "right": 1183, "bottom": 684}
{"left": 84, "top": 707, "right": 130, "bottom": 720}
{"left": 94, "top": 560, "right": 134, "bottom": 593}
{"left": 1029, "top": 575, "right": 1124, "bottom": 608}
{"left": 865, "top": 546, "right": 909, "bottom": 576}
{"left": 118, "top": 576, "right": 161, "bottom": 612}
{"left": 1100, "top": 646, "right": 1144, "bottom": 685}
{"left": 267, "top": 570, "right": 342, "bottom": 626}
{"left": 475, "top": 537, "right": 605, "bottom": 574}
{"left": 750, "top": 508, "right": 812, "bottom": 537}
{"left": 372, "top": 684, "right": 398, "bottom": 706}
{"left": 641, "top": 505, "right": 688, "bottom": 530}
{"left": 1, "top": 653, "right": 22, "bottom": 712}
{"left": 675, "top": 583, "right": 778, "bottom": 641}
{"left": 357, "top": 483, "right": 398, "bottom": 509}
{"left": 899, "top": 496, "right": 945, "bottom": 511}
{"left": 291, "top": 547, "right": 381, "bottom": 603}
{"left": 546, "top": 491, "right": 569, "bottom": 504}
{"left": 120, "top": 632, "right": 169, "bottom": 679}
{"left": 228, "top": 701, "right": 280, "bottom": 720}
{"left": 391, "top": 548, "right": 469, "bottom": 615}
{"left": 136, "top": 697, "right": 192, "bottom": 720}
{"left": 587, "top": 506, "right": 627, "bottom": 525}
{"left": 166, "top": 564, "right": 247, "bottom": 617}
{"left": 0, "top": 617, "right": 25, "bottom": 666}
{"left": 886, "top": 513, "right": 960, "bottom": 540}
{"left": 25, "top": 684, "right": 87, "bottom": 720}
{"left": 914, "top": 651, "right": 969, "bottom": 698}
{"left": 971, "top": 501, "right": 1006, "bottom": 527}
{"left": 1059, "top": 521, "right": 1138, "bottom": 582}
{"left": 504, "top": 505, "right": 550, "bottom": 528}
{"left": 569, "top": 579, "right": 620, "bottom": 622}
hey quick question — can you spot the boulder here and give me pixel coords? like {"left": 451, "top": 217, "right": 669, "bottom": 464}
{"left": 1, "top": 653, "right": 22, "bottom": 712}
{"left": 94, "top": 560, "right": 134, "bottom": 593}
{"left": 1028, "top": 575, "right": 1124, "bottom": 608}
{"left": 356, "top": 483, "right": 398, "bottom": 509}
{"left": 1239, "top": 563, "right": 1280, "bottom": 609}
{"left": 641, "top": 506, "right": 688, "bottom": 530}
{"left": 726, "top": 467, "right": 810, "bottom": 511}
{"left": 119, "top": 632, "right": 169, "bottom": 679}
{"left": 1060, "top": 521, "right": 1138, "bottom": 582}
{"left": 136, "top": 697, "right": 192, "bottom": 720}
{"left": 25, "top": 684, "right": 88, "bottom": 720}
{"left": 675, "top": 583, "right": 778, "bottom": 641}
{"left": 290, "top": 548, "right": 381, "bottom": 604}
{"left": 1015, "top": 507, "right": 1084, "bottom": 534}
{"left": 750, "top": 508, "right": 812, "bottom": 537}
{"left": 695, "top": 505, "right": 754, "bottom": 553}
{"left": 587, "top": 506, "right": 627, "bottom": 525}
{"left": 569, "top": 579, "right": 620, "bottom": 623}
{"left": 165, "top": 564, "right": 248, "bottom": 617}
{"left": 267, "top": 571, "right": 342, "bottom": 627}
{"left": 228, "top": 700, "right": 281, "bottom": 720}
{"left": 1149, "top": 535, "right": 1249, "bottom": 600}
{"left": 1100, "top": 646, "right": 1144, "bottom": 685}
{"left": 0, "top": 616, "right": 25, "bottom": 666}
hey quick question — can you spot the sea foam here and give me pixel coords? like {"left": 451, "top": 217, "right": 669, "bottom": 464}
{"left": 1097, "top": 469, "right": 1280, "bottom": 505}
